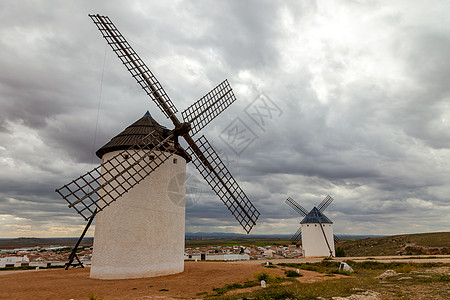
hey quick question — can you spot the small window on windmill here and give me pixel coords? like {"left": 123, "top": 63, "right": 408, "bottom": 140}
{"left": 315, "top": 224, "right": 317, "bottom": 227}
{"left": 148, "top": 154, "right": 155, "bottom": 161}
{"left": 122, "top": 153, "right": 129, "bottom": 160}
{"left": 173, "top": 158, "right": 178, "bottom": 164}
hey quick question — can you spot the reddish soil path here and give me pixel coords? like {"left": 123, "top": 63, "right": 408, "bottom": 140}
{"left": 0, "top": 261, "right": 338, "bottom": 299}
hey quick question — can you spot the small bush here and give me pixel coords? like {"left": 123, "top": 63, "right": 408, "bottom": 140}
{"left": 212, "top": 282, "right": 245, "bottom": 295}
{"left": 89, "top": 294, "right": 103, "bottom": 300}
{"left": 254, "top": 271, "right": 270, "bottom": 281}
{"left": 243, "top": 280, "right": 259, "bottom": 288}
{"left": 301, "top": 264, "right": 319, "bottom": 271}
{"left": 335, "top": 246, "right": 346, "bottom": 257}
{"left": 436, "top": 273, "right": 450, "bottom": 282}
{"left": 284, "top": 270, "right": 302, "bottom": 277}
{"left": 225, "top": 283, "right": 244, "bottom": 289}
{"left": 271, "top": 275, "right": 288, "bottom": 284}
{"left": 320, "top": 260, "right": 340, "bottom": 268}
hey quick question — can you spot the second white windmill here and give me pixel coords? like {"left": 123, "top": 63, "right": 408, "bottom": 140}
{"left": 285, "top": 195, "right": 337, "bottom": 257}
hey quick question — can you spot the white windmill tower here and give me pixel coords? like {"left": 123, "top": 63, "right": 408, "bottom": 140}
{"left": 56, "top": 15, "right": 259, "bottom": 280}
{"left": 91, "top": 111, "right": 189, "bottom": 279}
{"left": 285, "top": 196, "right": 337, "bottom": 257}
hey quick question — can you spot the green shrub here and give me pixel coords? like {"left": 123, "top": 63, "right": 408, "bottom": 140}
{"left": 254, "top": 271, "right": 270, "bottom": 281}
{"left": 212, "top": 282, "right": 246, "bottom": 295}
{"left": 320, "top": 260, "right": 340, "bottom": 268}
{"left": 284, "top": 270, "right": 302, "bottom": 277}
{"left": 265, "top": 264, "right": 277, "bottom": 268}
{"left": 335, "top": 246, "right": 346, "bottom": 257}
{"left": 243, "top": 280, "right": 259, "bottom": 288}
{"left": 437, "top": 273, "right": 450, "bottom": 282}
{"left": 225, "top": 283, "right": 244, "bottom": 289}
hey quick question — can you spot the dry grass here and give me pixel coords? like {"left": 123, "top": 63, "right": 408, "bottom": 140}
{"left": 215, "top": 260, "right": 450, "bottom": 299}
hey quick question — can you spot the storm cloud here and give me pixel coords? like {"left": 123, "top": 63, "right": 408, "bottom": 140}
{"left": 0, "top": 0, "right": 449, "bottom": 238}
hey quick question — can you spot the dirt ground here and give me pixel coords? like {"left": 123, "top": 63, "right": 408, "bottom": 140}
{"left": 2, "top": 256, "right": 449, "bottom": 299}
{"left": 0, "top": 261, "right": 339, "bottom": 300}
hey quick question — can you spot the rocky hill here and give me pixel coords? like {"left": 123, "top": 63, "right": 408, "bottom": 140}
{"left": 337, "top": 231, "right": 450, "bottom": 256}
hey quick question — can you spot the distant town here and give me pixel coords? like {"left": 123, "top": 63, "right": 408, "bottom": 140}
{"left": 0, "top": 245, "right": 92, "bottom": 269}
{"left": 0, "top": 243, "right": 304, "bottom": 269}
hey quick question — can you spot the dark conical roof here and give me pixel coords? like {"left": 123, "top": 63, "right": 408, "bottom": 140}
{"left": 96, "top": 111, "right": 172, "bottom": 159}
{"left": 300, "top": 207, "right": 333, "bottom": 224}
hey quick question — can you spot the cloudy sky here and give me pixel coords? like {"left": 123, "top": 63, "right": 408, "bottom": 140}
{"left": 1, "top": 0, "right": 449, "bottom": 238}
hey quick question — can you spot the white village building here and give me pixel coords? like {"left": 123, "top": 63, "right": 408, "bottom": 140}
{"left": 186, "top": 253, "right": 250, "bottom": 261}
{"left": 0, "top": 255, "right": 30, "bottom": 268}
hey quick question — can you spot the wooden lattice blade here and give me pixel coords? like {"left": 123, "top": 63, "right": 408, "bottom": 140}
{"left": 334, "top": 235, "right": 340, "bottom": 243}
{"left": 185, "top": 135, "right": 259, "bottom": 233}
{"left": 182, "top": 79, "right": 236, "bottom": 136}
{"left": 291, "top": 227, "right": 302, "bottom": 244}
{"left": 55, "top": 131, "right": 175, "bottom": 220}
{"left": 89, "top": 14, "right": 179, "bottom": 122}
{"left": 317, "top": 195, "right": 333, "bottom": 212}
{"left": 285, "top": 197, "right": 308, "bottom": 217}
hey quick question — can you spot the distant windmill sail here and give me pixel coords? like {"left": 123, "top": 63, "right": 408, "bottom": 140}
{"left": 285, "top": 197, "right": 308, "bottom": 217}
{"left": 317, "top": 195, "right": 333, "bottom": 212}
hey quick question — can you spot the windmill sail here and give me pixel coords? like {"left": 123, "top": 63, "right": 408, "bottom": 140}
{"left": 76, "top": 14, "right": 260, "bottom": 234}
{"left": 334, "top": 235, "right": 340, "bottom": 243}
{"left": 317, "top": 195, "right": 333, "bottom": 212}
{"left": 187, "top": 135, "right": 260, "bottom": 233}
{"left": 89, "top": 14, "right": 178, "bottom": 120}
{"left": 56, "top": 131, "right": 176, "bottom": 220}
{"left": 290, "top": 227, "right": 302, "bottom": 243}
{"left": 285, "top": 197, "right": 309, "bottom": 216}
{"left": 182, "top": 79, "right": 236, "bottom": 136}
